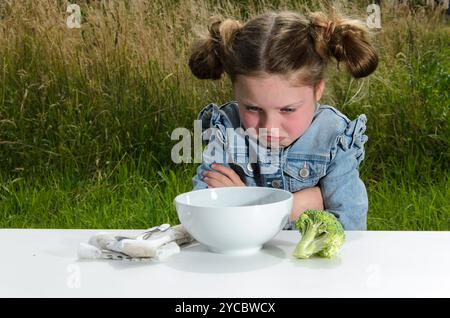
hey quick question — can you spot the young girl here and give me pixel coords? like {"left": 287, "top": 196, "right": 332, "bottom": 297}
{"left": 187, "top": 10, "right": 378, "bottom": 231}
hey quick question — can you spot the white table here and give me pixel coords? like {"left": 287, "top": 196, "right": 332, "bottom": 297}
{"left": 0, "top": 229, "right": 449, "bottom": 298}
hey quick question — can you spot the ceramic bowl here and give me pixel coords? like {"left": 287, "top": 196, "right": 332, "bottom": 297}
{"left": 174, "top": 186, "right": 293, "bottom": 255}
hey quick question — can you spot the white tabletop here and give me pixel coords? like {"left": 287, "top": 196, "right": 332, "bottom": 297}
{"left": 0, "top": 229, "right": 449, "bottom": 298}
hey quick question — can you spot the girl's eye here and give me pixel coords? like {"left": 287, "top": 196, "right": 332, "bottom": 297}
{"left": 245, "top": 106, "right": 261, "bottom": 113}
{"left": 244, "top": 106, "right": 297, "bottom": 113}
{"left": 281, "top": 108, "right": 296, "bottom": 113}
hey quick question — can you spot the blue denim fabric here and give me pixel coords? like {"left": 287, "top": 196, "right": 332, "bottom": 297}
{"left": 192, "top": 101, "right": 369, "bottom": 231}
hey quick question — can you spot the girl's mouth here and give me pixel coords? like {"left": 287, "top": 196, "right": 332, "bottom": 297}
{"left": 266, "top": 136, "right": 286, "bottom": 142}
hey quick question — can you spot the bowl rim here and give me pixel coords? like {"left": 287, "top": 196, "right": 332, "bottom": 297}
{"left": 173, "top": 186, "right": 293, "bottom": 209}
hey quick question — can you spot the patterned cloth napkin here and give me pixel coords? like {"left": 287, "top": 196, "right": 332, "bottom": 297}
{"left": 77, "top": 224, "right": 195, "bottom": 262}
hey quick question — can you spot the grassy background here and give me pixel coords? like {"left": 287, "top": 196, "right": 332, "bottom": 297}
{"left": 0, "top": 0, "right": 449, "bottom": 230}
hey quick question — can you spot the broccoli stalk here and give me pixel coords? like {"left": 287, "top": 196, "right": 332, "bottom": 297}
{"left": 292, "top": 210, "right": 345, "bottom": 259}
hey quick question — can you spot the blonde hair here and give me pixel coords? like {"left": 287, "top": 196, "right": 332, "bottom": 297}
{"left": 188, "top": 10, "right": 378, "bottom": 87}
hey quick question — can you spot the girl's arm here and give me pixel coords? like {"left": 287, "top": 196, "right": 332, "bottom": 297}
{"left": 192, "top": 102, "right": 244, "bottom": 190}
{"left": 319, "top": 114, "right": 369, "bottom": 230}
{"left": 290, "top": 186, "right": 324, "bottom": 222}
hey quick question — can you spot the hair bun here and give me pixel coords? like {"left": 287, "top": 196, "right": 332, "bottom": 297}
{"left": 188, "top": 16, "right": 242, "bottom": 80}
{"left": 188, "top": 16, "right": 224, "bottom": 80}
{"left": 308, "top": 11, "right": 378, "bottom": 78}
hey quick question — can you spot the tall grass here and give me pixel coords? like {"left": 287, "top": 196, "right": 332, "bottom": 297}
{"left": 0, "top": 0, "right": 448, "bottom": 229}
{"left": 0, "top": 154, "right": 196, "bottom": 228}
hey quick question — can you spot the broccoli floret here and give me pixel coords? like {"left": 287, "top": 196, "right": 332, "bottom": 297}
{"left": 292, "top": 209, "right": 345, "bottom": 259}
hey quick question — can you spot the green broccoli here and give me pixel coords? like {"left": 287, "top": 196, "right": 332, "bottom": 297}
{"left": 292, "top": 209, "right": 345, "bottom": 259}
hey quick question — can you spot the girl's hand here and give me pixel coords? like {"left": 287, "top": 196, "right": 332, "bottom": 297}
{"left": 202, "top": 163, "right": 246, "bottom": 188}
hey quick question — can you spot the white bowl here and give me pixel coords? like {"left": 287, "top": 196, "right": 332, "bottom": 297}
{"left": 174, "top": 186, "right": 293, "bottom": 255}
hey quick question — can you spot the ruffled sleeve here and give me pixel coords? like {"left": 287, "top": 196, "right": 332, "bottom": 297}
{"left": 332, "top": 114, "right": 368, "bottom": 167}
{"left": 319, "top": 114, "right": 369, "bottom": 230}
{"left": 192, "top": 103, "right": 236, "bottom": 191}
{"left": 197, "top": 103, "right": 236, "bottom": 145}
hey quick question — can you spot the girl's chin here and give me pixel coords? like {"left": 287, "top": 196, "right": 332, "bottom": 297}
{"left": 246, "top": 134, "right": 291, "bottom": 149}
{"left": 259, "top": 139, "right": 289, "bottom": 149}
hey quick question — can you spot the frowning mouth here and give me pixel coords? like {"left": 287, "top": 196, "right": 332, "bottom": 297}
{"left": 265, "top": 136, "right": 286, "bottom": 142}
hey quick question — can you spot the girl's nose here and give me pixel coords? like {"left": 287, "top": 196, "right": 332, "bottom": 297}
{"left": 259, "top": 116, "right": 280, "bottom": 136}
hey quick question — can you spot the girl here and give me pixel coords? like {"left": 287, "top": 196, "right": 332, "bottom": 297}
{"left": 187, "top": 10, "right": 378, "bottom": 231}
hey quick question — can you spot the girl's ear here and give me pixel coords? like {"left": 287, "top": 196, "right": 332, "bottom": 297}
{"left": 314, "top": 79, "right": 325, "bottom": 102}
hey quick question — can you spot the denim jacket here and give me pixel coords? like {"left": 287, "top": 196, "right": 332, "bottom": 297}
{"left": 192, "top": 101, "right": 369, "bottom": 231}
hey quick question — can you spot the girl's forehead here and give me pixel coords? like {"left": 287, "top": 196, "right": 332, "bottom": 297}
{"left": 235, "top": 73, "right": 297, "bottom": 86}
{"left": 234, "top": 74, "right": 315, "bottom": 106}
{"left": 234, "top": 74, "right": 312, "bottom": 91}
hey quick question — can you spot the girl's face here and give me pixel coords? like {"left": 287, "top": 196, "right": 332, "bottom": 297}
{"left": 233, "top": 74, "right": 325, "bottom": 148}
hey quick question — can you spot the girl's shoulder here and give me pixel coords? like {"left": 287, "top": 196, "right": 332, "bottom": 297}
{"left": 317, "top": 104, "right": 367, "bottom": 145}
{"left": 314, "top": 103, "right": 367, "bottom": 139}
{"left": 288, "top": 103, "right": 368, "bottom": 163}
{"left": 313, "top": 104, "right": 352, "bottom": 131}
{"left": 196, "top": 101, "right": 241, "bottom": 132}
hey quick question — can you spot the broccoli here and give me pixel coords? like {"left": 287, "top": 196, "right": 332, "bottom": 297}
{"left": 292, "top": 209, "right": 345, "bottom": 259}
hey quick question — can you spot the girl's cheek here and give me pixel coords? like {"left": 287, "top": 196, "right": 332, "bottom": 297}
{"left": 286, "top": 114, "right": 312, "bottom": 137}
{"left": 242, "top": 113, "right": 258, "bottom": 130}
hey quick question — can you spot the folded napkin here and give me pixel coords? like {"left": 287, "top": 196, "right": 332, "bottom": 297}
{"left": 77, "top": 224, "right": 195, "bottom": 262}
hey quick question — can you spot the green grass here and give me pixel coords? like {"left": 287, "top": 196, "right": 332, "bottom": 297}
{"left": 0, "top": 155, "right": 196, "bottom": 229}
{"left": 0, "top": 0, "right": 449, "bottom": 230}
{"left": 366, "top": 174, "right": 450, "bottom": 231}
{"left": 1, "top": 158, "right": 448, "bottom": 230}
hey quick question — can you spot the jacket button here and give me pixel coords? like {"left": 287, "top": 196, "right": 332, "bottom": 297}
{"left": 299, "top": 167, "right": 309, "bottom": 178}
{"left": 271, "top": 180, "right": 281, "bottom": 188}
{"left": 247, "top": 162, "right": 253, "bottom": 172}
